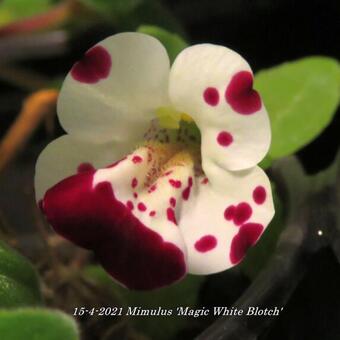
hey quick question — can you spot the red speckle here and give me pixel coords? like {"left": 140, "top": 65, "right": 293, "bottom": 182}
{"left": 203, "top": 87, "right": 220, "bottom": 106}
{"left": 148, "top": 184, "right": 157, "bottom": 193}
{"left": 230, "top": 223, "right": 264, "bottom": 264}
{"left": 138, "top": 202, "right": 147, "bottom": 212}
{"left": 167, "top": 208, "right": 177, "bottom": 225}
{"left": 71, "top": 45, "right": 111, "bottom": 84}
{"left": 224, "top": 202, "right": 252, "bottom": 226}
{"left": 182, "top": 187, "right": 190, "bottom": 200}
{"left": 77, "top": 162, "right": 95, "bottom": 173}
{"left": 132, "top": 155, "right": 143, "bottom": 164}
{"left": 188, "top": 177, "right": 193, "bottom": 186}
{"left": 133, "top": 192, "right": 138, "bottom": 199}
{"left": 131, "top": 178, "right": 138, "bottom": 189}
{"left": 201, "top": 178, "right": 209, "bottom": 185}
{"left": 41, "top": 172, "right": 186, "bottom": 290}
{"left": 169, "top": 179, "right": 182, "bottom": 189}
{"left": 126, "top": 201, "right": 134, "bottom": 210}
{"left": 217, "top": 131, "right": 233, "bottom": 147}
{"left": 224, "top": 205, "right": 236, "bottom": 220}
{"left": 164, "top": 171, "right": 173, "bottom": 176}
{"left": 149, "top": 211, "right": 156, "bottom": 217}
{"left": 182, "top": 177, "right": 193, "bottom": 200}
{"left": 225, "top": 71, "right": 262, "bottom": 115}
{"left": 170, "top": 197, "right": 176, "bottom": 207}
{"left": 253, "top": 186, "right": 266, "bottom": 205}
{"left": 194, "top": 235, "right": 217, "bottom": 253}
{"left": 107, "top": 156, "right": 127, "bottom": 168}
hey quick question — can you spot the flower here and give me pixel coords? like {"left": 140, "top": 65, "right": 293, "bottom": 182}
{"left": 35, "top": 32, "right": 275, "bottom": 290}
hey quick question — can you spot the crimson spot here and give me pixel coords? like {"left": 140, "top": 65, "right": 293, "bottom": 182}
{"left": 131, "top": 178, "right": 138, "bottom": 189}
{"left": 167, "top": 208, "right": 177, "bottom": 225}
{"left": 71, "top": 46, "right": 111, "bottom": 84}
{"left": 225, "top": 71, "right": 262, "bottom": 114}
{"left": 230, "top": 223, "right": 264, "bottom": 264}
{"left": 217, "top": 131, "right": 233, "bottom": 147}
{"left": 253, "top": 186, "right": 266, "bottom": 205}
{"left": 194, "top": 235, "right": 217, "bottom": 253}
{"left": 170, "top": 197, "right": 176, "bottom": 208}
{"left": 169, "top": 179, "right": 182, "bottom": 189}
{"left": 203, "top": 87, "right": 219, "bottom": 106}
{"left": 132, "top": 156, "right": 143, "bottom": 164}
{"left": 224, "top": 202, "right": 252, "bottom": 226}
{"left": 138, "top": 202, "right": 147, "bottom": 212}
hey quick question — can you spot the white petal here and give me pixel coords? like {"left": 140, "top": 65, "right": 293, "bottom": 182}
{"left": 178, "top": 165, "right": 274, "bottom": 274}
{"left": 169, "top": 44, "right": 271, "bottom": 178}
{"left": 35, "top": 135, "right": 130, "bottom": 201}
{"left": 58, "top": 32, "right": 170, "bottom": 143}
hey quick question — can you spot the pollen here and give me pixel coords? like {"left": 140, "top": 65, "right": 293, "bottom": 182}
{"left": 141, "top": 141, "right": 200, "bottom": 187}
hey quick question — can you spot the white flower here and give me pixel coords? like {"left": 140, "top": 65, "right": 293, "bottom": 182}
{"left": 35, "top": 33, "right": 274, "bottom": 290}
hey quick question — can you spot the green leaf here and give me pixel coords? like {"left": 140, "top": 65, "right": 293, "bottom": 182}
{"left": 138, "top": 25, "right": 188, "bottom": 62}
{"left": 0, "top": 308, "right": 79, "bottom": 340}
{"left": 0, "top": 241, "right": 42, "bottom": 308}
{"left": 0, "top": 0, "right": 54, "bottom": 26}
{"left": 85, "top": 266, "right": 204, "bottom": 340}
{"left": 258, "top": 154, "right": 273, "bottom": 169}
{"left": 255, "top": 57, "right": 340, "bottom": 159}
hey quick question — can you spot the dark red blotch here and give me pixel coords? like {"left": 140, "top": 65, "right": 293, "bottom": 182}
{"left": 71, "top": 45, "right": 112, "bottom": 84}
{"left": 41, "top": 171, "right": 186, "bottom": 290}
{"left": 224, "top": 202, "right": 252, "bottom": 226}
{"left": 225, "top": 71, "right": 262, "bottom": 115}
{"left": 253, "top": 186, "right": 267, "bottom": 205}
{"left": 194, "top": 235, "right": 217, "bottom": 253}
{"left": 230, "top": 223, "right": 264, "bottom": 264}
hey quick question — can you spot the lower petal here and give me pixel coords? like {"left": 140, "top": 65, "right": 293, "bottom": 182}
{"left": 40, "top": 145, "right": 193, "bottom": 290}
{"left": 177, "top": 165, "right": 274, "bottom": 274}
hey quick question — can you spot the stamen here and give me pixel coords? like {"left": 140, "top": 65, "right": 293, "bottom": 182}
{"left": 142, "top": 142, "right": 200, "bottom": 187}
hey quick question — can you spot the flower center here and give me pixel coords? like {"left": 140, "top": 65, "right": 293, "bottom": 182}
{"left": 141, "top": 142, "right": 201, "bottom": 188}
{"left": 140, "top": 106, "right": 202, "bottom": 184}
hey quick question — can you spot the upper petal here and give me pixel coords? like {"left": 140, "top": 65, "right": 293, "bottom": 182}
{"left": 34, "top": 135, "right": 131, "bottom": 201}
{"left": 169, "top": 44, "right": 271, "bottom": 176}
{"left": 58, "top": 32, "right": 170, "bottom": 143}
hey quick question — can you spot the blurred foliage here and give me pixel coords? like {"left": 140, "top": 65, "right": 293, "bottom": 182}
{"left": 0, "top": 241, "right": 42, "bottom": 308}
{"left": 85, "top": 265, "right": 204, "bottom": 340}
{"left": 138, "top": 25, "right": 188, "bottom": 62}
{"left": 0, "top": 308, "right": 79, "bottom": 340}
{"left": 0, "top": 0, "right": 186, "bottom": 37}
{"left": 255, "top": 57, "right": 340, "bottom": 161}
{"left": 79, "top": 0, "right": 143, "bottom": 17}
{"left": 77, "top": 0, "right": 185, "bottom": 34}
{"left": 0, "top": 0, "right": 54, "bottom": 26}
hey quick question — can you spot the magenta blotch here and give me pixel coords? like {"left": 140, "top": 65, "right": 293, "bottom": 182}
{"left": 71, "top": 46, "right": 111, "bottom": 84}
{"left": 225, "top": 71, "right": 262, "bottom": 114}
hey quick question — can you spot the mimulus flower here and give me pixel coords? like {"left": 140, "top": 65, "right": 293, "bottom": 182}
{"left": 35, "top": 33, "right": 274, "bottom": 290}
